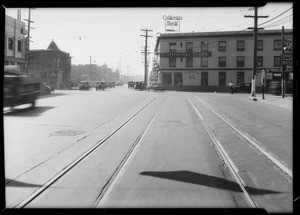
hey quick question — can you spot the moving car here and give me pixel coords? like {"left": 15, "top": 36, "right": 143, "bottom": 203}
{"left": 4, "top": 65, "right": 41, "bottom": 109}
{"left": 128, "top": 81, "right": 135, "bottom": 88}
{"left": 134, "top": 82, "right": 144, "bottom": 91}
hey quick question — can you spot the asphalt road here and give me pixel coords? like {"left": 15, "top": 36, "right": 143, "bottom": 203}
{"left": 3, "top": 87, "right": 293, "bottom": 212}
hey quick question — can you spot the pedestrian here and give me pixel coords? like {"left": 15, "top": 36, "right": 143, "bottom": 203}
{"left": 50, "top": 85, "right": 55, "bottom": 93}
{"left": 178, "top": 81, "right": 182, "bottom": 91}
{"left": 228, "top": 81, "right": 234, "bottom": 94}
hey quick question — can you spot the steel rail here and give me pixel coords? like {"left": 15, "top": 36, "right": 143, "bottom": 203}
{"left": 194, "top": 95, "right": 292, "bottom": 178}
{"left": 14, "top": 97, "right": 156, "bottom": 208}
{"left": 94, "top": 101, "right": 163, "bottom": 207}
{"left": 188, "top": 97, "right": 258, "bottom": 208}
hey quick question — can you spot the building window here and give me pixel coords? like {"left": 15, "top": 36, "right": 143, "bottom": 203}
{"left": 257, "top": 56, "right": 263, "bottom": 67}
{"left": 201, "top": 41, "right": 208, "bottom": 51}
{"left": 237, "top": 40, "right": 245, "bottom": 51}
{"left": 186, "top": 42, "right": 193, "bottom": 52}
{"left": 236, "top": 57, "right": 245, "bottom": 67}
{"left": 219, "top": 57, "right": 226, "bottom": 67}
{"left": 17, "top": 40, "right": 22, "bottom": 52}
{"left": 218, "top": 41, "right": 226, "bottom": 51}
{"left": 8, "top": 37, "right": 14, "bottom": 50}
{"left": 219, "top": 72, "right": 226, "bottom": 86}
{"left": 174, "top": 73, "right": 183, "bottom": 85}
{"left": 186, "top": 57, "right": 193, "bottom": 67}
{"left": 201, "top": 72, "right": 208, "bottom": 86}
{"left": 274, "top": 39, "right": 282, "bottom": 50}
{"left": 48, "top": 58, "right": 52, "bottom": 67}
{"left": 257, "top": 40, "right": 263, "bottom": 51}
{"left": 169, "top": 43, "right": 176, "bottom": 52}
{"left": 201, "top": 57, "right": 208, "bottom": 67}
{"left": 169, "top": 57, "right": 176, "bottom": 67}
{"left": 274, "top": 56, "right": 281, "bottom": 67}
{"left": 237, "top": 72, "right": 244, "bottom": 85}
{"left": 162, "top": 72, "right": 172, "bottom": 85}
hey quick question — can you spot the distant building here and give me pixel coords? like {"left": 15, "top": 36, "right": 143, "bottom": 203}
{"left": 28, "top": 40, "right": 71, "bottom": 89}
{"left": 4, "top": 12, "right": 28, "bottom": 71}
{"left": 154, "top": 29, "right": 293, "bottom": 92}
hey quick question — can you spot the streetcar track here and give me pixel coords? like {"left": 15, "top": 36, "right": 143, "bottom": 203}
{"left": 188, "top": 97, "right": 258, "bottom": 208}
{"left": 94, "top": 100, "right": 164, "bottom": 207}
{"left": 193, "top": 95, "right": 292, "bottom": 179}
{"left": 13, "top": 97, "right": 156, "bottom": 208}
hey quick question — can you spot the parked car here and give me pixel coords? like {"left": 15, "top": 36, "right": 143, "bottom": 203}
{"left": 79, "top": 81, "right": 90, "bottom": 90}
{"left": 96, "top": 81, "right": 107, "bottom": 91}
{"left": 135, "top": 82, "right": 145, "bottom": 91}
{"left": 128, "top": 81, "right": 135, "bottom": 88}
{"left": 41, "top": 83, "right": 52, "bottom": 95}
{"left": 234, "top": 82, "right": 251, "bottom": 93}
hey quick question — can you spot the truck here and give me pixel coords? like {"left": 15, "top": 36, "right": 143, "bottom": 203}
{"left": 4, "top": 65, "right": 42, "bottom": 109}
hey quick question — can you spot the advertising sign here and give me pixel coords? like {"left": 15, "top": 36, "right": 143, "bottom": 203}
{"left": 160, "top": 52, "right": 212, "bottom": 58}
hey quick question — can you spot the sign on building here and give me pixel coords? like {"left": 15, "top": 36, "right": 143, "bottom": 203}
{"left": 163, "top": 15, "right": 182, "bottom": 33}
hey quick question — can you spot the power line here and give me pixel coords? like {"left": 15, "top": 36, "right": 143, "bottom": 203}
{"left": 258, "top": 6, "right": 292, "bottom": 27}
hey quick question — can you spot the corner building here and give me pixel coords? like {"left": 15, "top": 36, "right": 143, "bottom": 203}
{"left": 154, "top": 29, "right": 293, "bottom": 92}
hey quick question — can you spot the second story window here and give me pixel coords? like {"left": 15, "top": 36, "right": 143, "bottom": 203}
{"left": 218, "top": 41, "right": 226, "bottom": 51}
{"left": 201, "top": 42, "right": 208, "bottom": 51}
{"left": 257, "top": 40, "right": 263, "bottom": 51}
{"left": 219, "top": 57, "right": 226, "bottom": 67}
{"left": 169, "top": 43, "right": 176, "bottom": 52}
{"left": 186, "top": 42, "right": 193, "bottom": 52}
{"left": 257, "top": 56, "right": 263, "bottom": 67}
{"left": 274, "top": 39, "right": 282, "bottom": 50}
{"left": 8, "top": 37, "right": 14, "bottom": 50}
{"left": 186, "top": 57, "right": 193, "bottom": 67}
{"left": 237, "top": 40, "right": 245, "bottom": 51}
{"left": 169, "top": 57, "right": 176, "bottom": 67}
{"left": 17, "top": 40, "right": 22, "bottom": 52}
{"left": 274, "top": 56, "right": 281, "bottom": 67}
{"left": 237, "top": 56, "right": 245, "bottom": 67}
{"left": 201, "top": 57, "right": 208, "bottom": 67}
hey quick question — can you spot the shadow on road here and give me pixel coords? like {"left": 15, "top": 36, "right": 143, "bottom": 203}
{"left": 140, "top": 170, "right": 281, "bottom": 195}
{"left": 5, "top": 178, "right": 42, "bottom": 188}
{"left": 3, "top": 106, "right": 54, "bottom": 117}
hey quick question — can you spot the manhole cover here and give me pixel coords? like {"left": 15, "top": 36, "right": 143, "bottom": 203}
{"left": 49, "top": 130, "right": 85, "bottom": 137}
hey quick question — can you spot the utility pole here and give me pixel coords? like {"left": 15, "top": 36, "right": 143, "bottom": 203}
{"left": 140, "top": 29, "right": 153, "bottom": 90}
{"left": 90, "top": 56, "right": 92, "bottom": 82}
{"left": 245, "top": 7, "right": 268, "bottom": 100}
{"left": 24, "top": 8, "right": 35, "bottom": 75}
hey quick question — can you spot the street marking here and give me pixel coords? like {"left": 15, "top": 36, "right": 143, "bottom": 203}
{"left": 188, "top": 97, "right": 258, "bottom": 208}
{"left": 13, "top": 97, "right": 156, "bottom": 208}
{"left": 194, "top": 95, "right": 293, "bottom": 178}
{"left": 95, "top": 101, "right": 163, "bottom": 207}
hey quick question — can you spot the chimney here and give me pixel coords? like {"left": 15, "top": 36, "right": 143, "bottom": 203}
{"left": 17, "top": 9, "right": 21, "bottom": 20}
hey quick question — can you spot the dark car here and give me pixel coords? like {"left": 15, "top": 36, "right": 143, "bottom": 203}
{"left": 79, "top": 81, "right": 90, "bottom": 91}
{"left": 235, "top": 82, "right": 251, "bottom": 93}
{"left": 128, "top": 81, "right": 135, "bottom": 88}
{"left": 41, "top": 83, "right": 52, "bottom": 95}
{"left": 96, "top": 81, "right": 107, "bottom": 91}
{"left": 135, "top": 82, "right": 144, "bottom": 91}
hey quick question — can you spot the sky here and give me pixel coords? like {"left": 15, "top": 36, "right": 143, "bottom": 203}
{"left": 5, "top": 3, "right": 293, "bottom": 76}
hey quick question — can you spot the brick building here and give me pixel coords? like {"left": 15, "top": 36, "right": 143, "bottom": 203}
{"left": 4, "top": 13, "right": 28, "bottom": 71}
{"left": 28, "top": 40, "right": 71, "bottom": 89}
{"left": 154, "top": 29, "right": 293, "bottom": 92}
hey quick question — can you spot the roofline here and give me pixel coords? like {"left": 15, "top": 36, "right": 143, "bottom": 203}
{"left": 155, "top": 29, "right": 293, "bottom": 53}
{"left": 29, "top": 49, "right": 70, "bottom": 55}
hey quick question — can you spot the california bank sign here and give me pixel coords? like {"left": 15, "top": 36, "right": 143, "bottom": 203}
{"left": 163, "top": 15, "right": 183, "bottom": 20}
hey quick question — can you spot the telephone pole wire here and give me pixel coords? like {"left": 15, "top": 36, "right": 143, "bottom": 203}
{"left": 245, "top": 7, "right": 268, "bottom": 100}
{"left": 140, "top": 29, "right": 153, "bottom": 90}
{"left": 24, "top": 8, "right": 35, "bottom": 75}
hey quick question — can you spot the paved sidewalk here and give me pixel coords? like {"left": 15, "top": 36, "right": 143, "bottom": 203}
{"left": 247, "top": 93, "right": 293, "bottom": 111}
